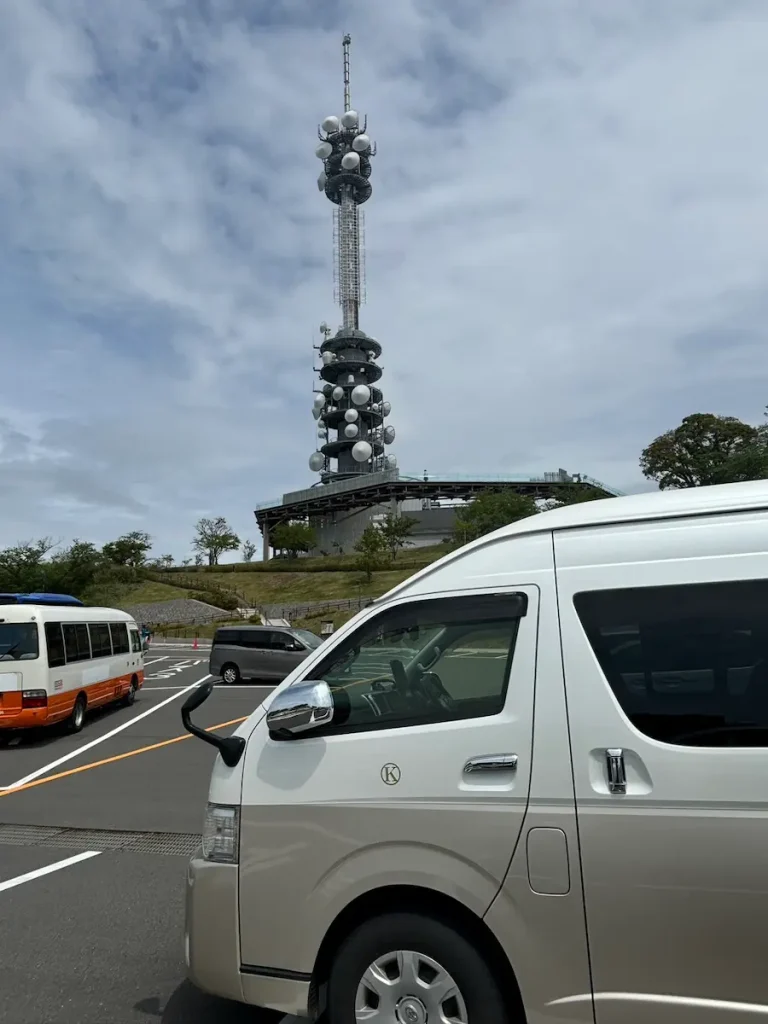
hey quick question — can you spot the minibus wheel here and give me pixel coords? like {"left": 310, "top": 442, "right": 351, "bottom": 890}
{"left": 69, "top": 695, "right": 87, "bottom": 734}
{"left": 221, "top": 664, "right": 240, "bottom": 685}
{"left": 123, "top": 677, "right": 139, "bottom": 707}
{"left": 326, "top": 911, "right": 509, "bottom": 1024}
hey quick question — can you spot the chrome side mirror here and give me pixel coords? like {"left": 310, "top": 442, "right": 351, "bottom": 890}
{"left": 266, "top": 680, "right": 334, "bottom": 737}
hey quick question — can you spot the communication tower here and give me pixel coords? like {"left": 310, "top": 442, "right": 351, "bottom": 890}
{"left": 308, "top": 34, "right": 396, "bottom": 481}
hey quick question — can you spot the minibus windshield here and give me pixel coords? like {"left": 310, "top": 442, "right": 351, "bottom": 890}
{"left": 0, "top": 622, "right": 39, "bottom": 660}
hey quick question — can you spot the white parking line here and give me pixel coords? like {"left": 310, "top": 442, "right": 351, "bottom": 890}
{"left": 0, "top": 851, "right": 101, "bottom": 893}
{"left": 143, "top": 684, "right": 274, "bottom": 691}
{"left": 0, "top": 675, "right": 211, "bottom": 791}
{"left": 142, "top": 656, "right": 168, "bottom": 667}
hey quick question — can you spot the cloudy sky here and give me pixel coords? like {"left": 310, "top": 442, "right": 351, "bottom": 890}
{"left": 1, "top": 0, "right": 766, "bottom": 560}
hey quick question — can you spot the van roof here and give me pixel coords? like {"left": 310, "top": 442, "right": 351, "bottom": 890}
{"left": 495, "top": 477, "right": 768, "bottom": 538}
{"left": 379, "top": 479, "right": 768, "bottom": 604}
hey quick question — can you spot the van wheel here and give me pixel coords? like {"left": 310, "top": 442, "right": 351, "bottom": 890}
{"left": 221, "top": 664, "right": 240, "bottom": 685}
{"left": 326, "top": 912, "right": 509, "bottom": 1024}
{"left": 69, "top": 695, "right": 87, "bottom": 733}
{"left": 122, "top": 676, "right": 139, "bottom": 707}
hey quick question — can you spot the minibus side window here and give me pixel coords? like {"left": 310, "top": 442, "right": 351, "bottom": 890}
{"left": 130, "top": 629, "right": 142, "bottom": 653}
{"left": 110, "top": 622, "right": 130, "bottom": 655}
{"left": 63, "top": 623, "right": 91, "bottom": 663}
{"left": 45, "top": 622, "right": 65, "bottom": 668}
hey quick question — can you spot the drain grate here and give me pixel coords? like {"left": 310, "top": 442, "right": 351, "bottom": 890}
{"left": 0, "top": 823, "right": 201, "bottom": 857}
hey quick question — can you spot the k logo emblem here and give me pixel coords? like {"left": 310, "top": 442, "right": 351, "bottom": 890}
{"left": 380, "top": 763, "right": 401, "bottom": 785}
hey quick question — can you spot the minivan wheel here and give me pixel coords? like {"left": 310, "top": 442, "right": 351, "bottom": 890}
{"left": 326, "top": 912, "right": 509, "bottom": 1024}
{"left": 221, "top": 664, "right": 240, "bottom": 685}
{"left": 69, "top": 694, "right": 87, "bottom": 733}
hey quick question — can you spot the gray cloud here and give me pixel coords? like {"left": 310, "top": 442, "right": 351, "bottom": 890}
{"left": 0, "top": 0, "right": 767, "bottom": 557}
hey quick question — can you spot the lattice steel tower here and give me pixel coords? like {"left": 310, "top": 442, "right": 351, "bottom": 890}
{"left": 308, "top": 34, "right": 396, "bottom": 481}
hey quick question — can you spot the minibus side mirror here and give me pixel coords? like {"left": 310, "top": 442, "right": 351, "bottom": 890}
{"left": 181, "top": 680, "right": 245, "bottom": 768}
{"left": 266, "top": 680, "right": 334, "bottom": 737}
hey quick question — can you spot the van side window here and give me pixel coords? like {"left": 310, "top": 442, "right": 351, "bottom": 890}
{"left": 110, "top": 622, "right": 130, "bottom": 655}
{"left": 305, "top": 593, "right": 527, "bottom": 733}
{"left": 130, "top": 629, "right": 142, "bottom": 653}
{"left": 574, "top": 579, "right": 768, "bottom": 747}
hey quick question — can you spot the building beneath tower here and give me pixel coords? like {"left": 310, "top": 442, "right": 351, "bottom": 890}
{"left": 253, "top": 36, "right": 619, "bottom": 560}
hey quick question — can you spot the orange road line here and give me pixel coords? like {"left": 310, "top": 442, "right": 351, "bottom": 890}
{"left": 0, "top": 716, "right": 248, "bottom": 799}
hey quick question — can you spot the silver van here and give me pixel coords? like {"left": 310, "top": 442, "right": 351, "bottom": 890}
{"left": 183, "top": 479, "right": 768, "bottom": 1022}
{"left": 209, "top": 625, "right": 323, "bottom": 684}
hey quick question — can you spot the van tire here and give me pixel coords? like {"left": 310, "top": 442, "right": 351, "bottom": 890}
{"left": 221, "top": 664, "right": 240, "bottom": 685}
{"left": 326, "top": 911, "right": 510, "bottom": 1024}
{"left": 69, "top": 694, "right": 87, "bottom": 733}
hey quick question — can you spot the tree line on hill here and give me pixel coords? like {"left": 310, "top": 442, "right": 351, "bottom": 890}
{"left": 1, "top": 407, "right": 766, "bottom": 599}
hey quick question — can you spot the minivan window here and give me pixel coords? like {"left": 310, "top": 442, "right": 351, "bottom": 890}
{"left": 306, "top": 593, "right": 527, "bottom": 733}
{"left": 291, "top": 629, "right": 323, "bottom": 649}
{"left": 575, "top": 579, "right": 768, "bottom": 747}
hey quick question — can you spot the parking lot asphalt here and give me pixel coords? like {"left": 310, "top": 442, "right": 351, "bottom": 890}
{"left": 0, "top": 645, "right": 289, "bottom": 1024}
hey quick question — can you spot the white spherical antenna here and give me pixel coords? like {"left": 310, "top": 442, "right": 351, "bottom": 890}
{"left": 332, "top": 386, "right": 344, "bottom": 401}
{"left": 313, "top": 393, "right": 326, "bottom": 410}
{"left": 321, "top": 351, "right": 334, "bottom": 365}
{"left": 341, "top": 151, "right": 360, "bottom": 171}
{"left": 344, "top": 408, "right": 359, "bottom": 423}
{"left": 344, "top": 423, "right": 359, "bottom": 438}
{"left": 352, "top": 440, "right": 372, "bottom": 463}
{"left": 384, "top": 426, "right": 396, "bottom": 444}
{"left": 341, "top": 109, "right": 359, "bottom": 128}
{"left": 386, "top": 455, "right": 398, "bottom": 469}
{"left": 352, "top": 133, "right": 370, "bottom": 153}
{"left": 312, "top": 406, "right": 321, "bottom": 420}
{"left": 319, "top": 321, "right": 329, "bottom": 333}
{"left": 317, "top": 170, "right": 327, "bottom": 192}
{"left": 381, "top": 401, "right": 391, "bottom": 416}
{"left": 322, "top": 115, "right": 340, "bottom": 133}
{"left": 352, "top": 384, "right": 371, "bottom": 406}
{"left": 309, "top": 452, "right": 325, "bottom": 472}
{"left": 371, "top": 402, "right": 381, "bottom": 413}
{"left": 315, "top": 141, "right": 332, "bottom": 159}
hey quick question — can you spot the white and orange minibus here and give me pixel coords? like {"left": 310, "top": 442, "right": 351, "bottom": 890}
{"left": 0, "top": 593, "right": 144, "bottom": 732}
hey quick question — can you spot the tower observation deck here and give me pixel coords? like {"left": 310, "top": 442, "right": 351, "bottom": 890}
{"left": 308, "top": 35, "right": 396, "bottom": 482}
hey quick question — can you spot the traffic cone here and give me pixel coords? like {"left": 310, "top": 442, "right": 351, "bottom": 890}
{"left": 193, "top": 637, "right": 198, "bottom": 651}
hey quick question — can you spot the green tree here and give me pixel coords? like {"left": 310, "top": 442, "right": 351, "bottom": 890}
{"left": 102, "top": 531, "right": 152, "bottom": 568}
{"left": 271, "top": 522, "right": 316, "bottom": 559}
{"left": 0, "top": 539, "right": 56, "bottom": 593}
{"left": 544, "top": 483, "right": 607, "bottom": 511}
{"left": 377, "top": 512, "right": 416, "bottom": 560}
{"left": 640, "top": 412, "right": 768, "bottom": 490}
{"left": 192, "top": 517, "right": 240, "bottom": 566}
{"left": 454, "top": 489, "right": 538, "bottom": 545}
{"left": 354, "top": 524, "right": 386, "bottom": 583}
{"left": 241, "top": 539, "right": 257, "bottom": 562}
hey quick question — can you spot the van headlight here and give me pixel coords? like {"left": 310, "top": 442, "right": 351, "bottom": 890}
{"left": 202, "top": 803, "right": 240, "bottom": 863}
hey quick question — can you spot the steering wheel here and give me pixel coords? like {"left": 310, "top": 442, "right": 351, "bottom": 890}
{"left": 389, "top": 658, "right": 410, "bottom": 697}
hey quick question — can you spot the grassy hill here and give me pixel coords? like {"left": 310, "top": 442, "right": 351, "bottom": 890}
{"left": 106, "top": 543, "right": 453, "bottom": 632}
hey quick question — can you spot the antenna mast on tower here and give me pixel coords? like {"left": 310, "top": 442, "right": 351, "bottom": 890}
{"left": 308, "top": 36, "right": 395, "bottom": 482}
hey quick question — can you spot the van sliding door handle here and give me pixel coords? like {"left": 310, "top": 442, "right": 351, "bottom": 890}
{"left": 463, "top": 754, "right": 518, "bottom": 774}
{"left": 606, "top": 748, "right": 626, "bottom": 794}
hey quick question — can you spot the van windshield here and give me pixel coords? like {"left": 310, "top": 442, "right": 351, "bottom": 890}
{"left": 0, "top": 622, "right": 39, "bottom": 660}
{"left": 291, "top": 629, "right": 323, "bottom": 649}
